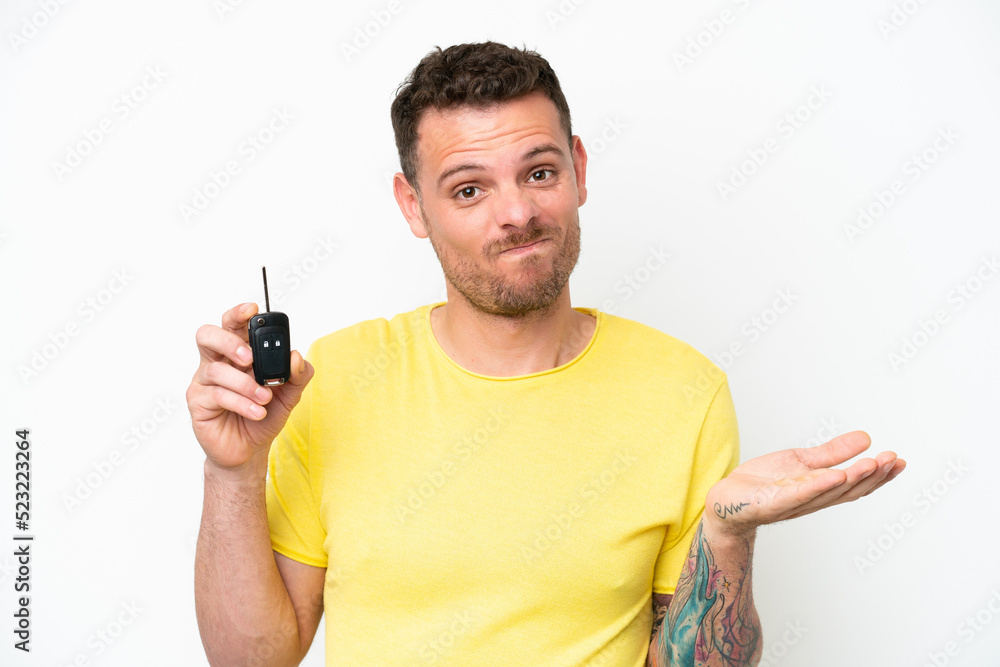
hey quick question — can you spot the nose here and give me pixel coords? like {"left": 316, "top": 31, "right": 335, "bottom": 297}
{"left": 491, "top": 183, "right": 539, "bottom": 230}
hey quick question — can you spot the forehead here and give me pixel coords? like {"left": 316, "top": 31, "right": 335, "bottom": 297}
{"left": 414, "top": 91, "right": 568, "bottom": 185}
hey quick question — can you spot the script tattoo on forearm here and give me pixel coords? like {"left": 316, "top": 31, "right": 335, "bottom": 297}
{"left": 648, "top": 521, "right": 762, "bottom": 666}
{"left": 713, "top": 502, "right": 750, "bottom": 520}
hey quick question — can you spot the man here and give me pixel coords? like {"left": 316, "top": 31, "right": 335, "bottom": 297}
{"left": 187, "top": 42, "right": 905, "bottom": 666}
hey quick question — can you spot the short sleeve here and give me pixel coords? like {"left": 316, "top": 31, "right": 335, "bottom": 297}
{"left": 265, "top": 344, "right": 328, "bottom": 567}
{"left": 652, "top": 378, "right": 740, "bottom": 594}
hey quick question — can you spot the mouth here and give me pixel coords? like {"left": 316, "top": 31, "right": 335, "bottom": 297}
{"left": 500, "top": 238, "right": 549, "bottom": 255}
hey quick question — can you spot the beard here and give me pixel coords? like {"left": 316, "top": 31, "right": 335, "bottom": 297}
{"left": 424, "top": 210, "right": 582, "bottom": 318}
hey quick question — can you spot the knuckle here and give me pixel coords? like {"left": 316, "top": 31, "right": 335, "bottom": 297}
{"left": 205, "top": 361, "right": 228, "bottom": 385}
{"left": 209, "top": 384, "right": 230, "bottom": 409}
{"left": 203, "top": 362, "right": 218, "bottom": 384}
{"left": 196, "top": 323, "right": 214, "bottom": 342}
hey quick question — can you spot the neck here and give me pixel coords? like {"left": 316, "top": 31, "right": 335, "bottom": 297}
{"left": 430, "top": 289, "right": 596, "bottom": 377}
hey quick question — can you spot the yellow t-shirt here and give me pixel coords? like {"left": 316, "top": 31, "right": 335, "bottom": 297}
{"left": 266, "top": 301, "right": 739, "bottom": 666}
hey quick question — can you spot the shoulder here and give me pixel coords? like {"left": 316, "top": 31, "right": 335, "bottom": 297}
{"left": 304, "top": 303, "right": 430, "bottom": 368}
{"left": 597, "top": 311, "right": 728, "bottom": 394}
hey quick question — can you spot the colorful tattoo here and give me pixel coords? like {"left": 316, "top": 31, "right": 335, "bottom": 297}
{"left": 648, "top": 521, "right": 762, "bottom": 666}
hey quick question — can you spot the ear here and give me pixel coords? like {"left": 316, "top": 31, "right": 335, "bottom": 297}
{"left": 570, "top": 135, "right": 588, "bottom": 207}
{"left": 393, "top": 172, "right": 429, "bottom": 239}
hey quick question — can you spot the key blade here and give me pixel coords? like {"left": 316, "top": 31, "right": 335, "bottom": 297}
{"left": 262, "top": 266, "right": 271, "bottom": 312}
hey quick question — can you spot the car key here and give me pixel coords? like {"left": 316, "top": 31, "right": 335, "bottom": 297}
{"left": 248, "top": 266, "right": 291, "bottom": 386}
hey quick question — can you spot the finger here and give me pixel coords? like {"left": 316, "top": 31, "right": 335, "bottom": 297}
{"left": 221, "top": 302, "right": 258, "bottom": 337}
{"left": 828, "top": 454, "right": 897, "bottom": 503}
{"left": 195, "top": 359, "right": 272, "bottom": 406}
{"left": 196, "top": 323, "right": 255, "bottom": 368}
{"left": 760, "top": 468, "right": 849, "bottom": 513}
{"left": 861, "top": 459, "right": 907, "bottom": 498}
{"left": 782, "top": 455, "right": 902, "bottom": 519}
{"left": 835, "top": 450, "right": 899, "bottom": 495}
{"left": 757, "top": 460, "right": 871, "bottom": 522}
{"left": 796, "top": 430, "right": 873, "bottom": 470}
{"left": 188, "top": 380, "right": 268, "bottom": 422}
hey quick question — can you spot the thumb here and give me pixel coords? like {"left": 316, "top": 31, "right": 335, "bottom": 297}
{"left": 268, "top": 350, "right": 314, "bottom": 415}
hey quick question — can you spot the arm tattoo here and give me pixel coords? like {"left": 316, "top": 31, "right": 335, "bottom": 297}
{"left": 647, "top": 521, "right": 762, "bottom": 666}
{"left": 713, "top": 502, "right": 749, "bottom": 520}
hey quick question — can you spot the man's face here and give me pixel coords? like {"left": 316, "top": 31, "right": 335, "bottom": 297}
{"left": 394, "top": 91, "right": 588, "bottom": 317}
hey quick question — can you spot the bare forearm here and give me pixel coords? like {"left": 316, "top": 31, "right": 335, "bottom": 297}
{"left": 648, "top": 513, "right": 762, "bottom": 667}
{"left": 195, "top": 460, "right": 302, "bottom": 667}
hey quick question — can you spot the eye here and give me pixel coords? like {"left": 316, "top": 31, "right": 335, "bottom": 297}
{"left": 457, "top": 186, "right": 480, "bottom": 199}
{"left": 528, "top": 169, "right": 555, "bottom": 182}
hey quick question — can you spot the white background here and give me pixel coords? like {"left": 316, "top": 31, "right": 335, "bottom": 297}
{"left": 2, "top": 1, "right": 999, "bottom": 665}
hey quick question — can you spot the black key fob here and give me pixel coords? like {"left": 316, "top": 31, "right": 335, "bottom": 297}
{"left": 248, "top": 267, "right": 291, "bottom": 386}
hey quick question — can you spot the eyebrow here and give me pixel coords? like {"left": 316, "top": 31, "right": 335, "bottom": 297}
{"left": 436, "top": 143, "right": 567, "bottom": 189}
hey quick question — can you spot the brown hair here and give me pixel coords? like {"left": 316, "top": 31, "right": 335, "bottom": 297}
{"left": 390, "top": 41, "right": 574, "bottom": 194}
